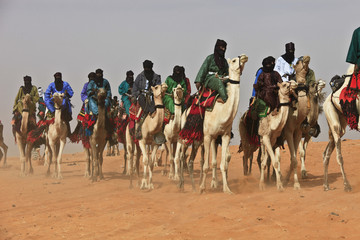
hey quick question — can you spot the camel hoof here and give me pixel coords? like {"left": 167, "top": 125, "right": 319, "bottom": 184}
{"left": 99, "top": 174, "right": 104, "bottom": 180}
{"left": 162, "top": 170, "right": 167, "bottom": 176}
{"left": 277, "top": 183, "right": 284, "bottom": 192}
{"left": 154, "top": 162, "right": 159, "bottom": 168}
{"left": 301, "top": 170, "right": 307, "bottom": 179}
{"left": 91, "top": 176, "right": 98, "bottom": 182}
{"left": 2, "top": 162, "right": 8, "bottom": 168}
{"left": 210, "top": 179, "right": 218, "bottom": 189}
{"left": 173, "top": 175, "right": 179, "bottom": 181}
{"left": 293, "top": 183, "right": 301, "bottom": 190}
{"left": 140, "top": 179, "right": 148, "bottom": 189}
{"left": 323, "top": 184, "right": 330, "bottom": 191}
{"left": 148, "top": 183, "right": 154, "bottom": 190}
{"left": 259, "top": 182, "right": 266, "bottom": 191}
{"left": 29, "top": 168, "right": 34, "bottom": 175}
{"left": 344, "top": 184, "right": 352, "bottom": 192}
{"left": 199, "top": 185, "right": 206, "bottom": 194}
{"left": 223, "top": 186, "right": 233, "bottom": 194}
{"left": 57, "top": 174, "right": 63, "bottom": 179}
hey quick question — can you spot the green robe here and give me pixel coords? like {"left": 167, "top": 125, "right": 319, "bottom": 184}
{"left": 306, "top": 68, "right": 316, "bottom": 86}
{"left": 194, "top": 54, "right": 229, "bottom": 101}
{"left": 13, "top": 85, "right": 39, "bottom": 115}
{"left": 163, "top": 76, "right": 187, "bottom": 114}
{"left": 346, "top": 27, "right": 360, "bottom": 67}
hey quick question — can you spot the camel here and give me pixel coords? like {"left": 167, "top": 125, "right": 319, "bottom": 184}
{"left": 45, "top": 92, "right": 68, "bottom": 179}
{"left": 87, "top": 88, "right": 108, "bottom": 182}
{"left": 258, "top": 81, "right": 296, "bottom": 190}
{"left": 322, "top": 64, "right": 357, "bottom": 192}
{"left": 0, "top": 121, "right": 8, "bottom": 167}
{"left": 298, "top": 79, "right": 326, "bottom": 178}
{"left": 282, "top": 58, "right": 311, "bottom": 189}
{"left": 199, "top": 55, "right": 248, "bottom": 194}
{"left": 238, "top": 111, "right": 261, "bottom": 176}
{"left": 15, "top": 94, "right": 35, "bottom": 175}
{"left": 137, "top": 83, "right": 167, "bottom": 189}
{"left": 162, "top": 84, "right": 184, "bottom": 179}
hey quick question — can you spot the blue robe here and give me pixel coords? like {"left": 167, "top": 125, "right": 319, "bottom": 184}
{"left": 87, "top": 79, "right": 112, "bottom": 115}
{"left": 118, "top": 80, "right": 131, "bottom": 115}
{"left": 44, "top": 81, "right": 74, "bottom": 115}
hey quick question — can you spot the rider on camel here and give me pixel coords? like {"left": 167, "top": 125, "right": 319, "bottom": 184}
{"left": 194, "top": 39, "right": 229, "bottom": 103}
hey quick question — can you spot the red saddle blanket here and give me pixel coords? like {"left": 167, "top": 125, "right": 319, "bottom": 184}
{"left": 339, "top": 71, "right": 360, "bottom": 130}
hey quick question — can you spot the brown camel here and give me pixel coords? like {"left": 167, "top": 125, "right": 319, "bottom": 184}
{"left": 199, "top": 55, "right": 248, "bottom": 194}
{"left": 88, "top": 88, "right": 107, "bottom": 182}
{"left": 46, "top": 93, "right": 68, "bottom": 179}
{"left": 0, "top": 121, "right": 8, "bottom": 167}
{"left": 163, "top": 84, "right": 184, "bottom": 179}
{"left": 298, "top": 79, "right": 326, "bottom": 178}
{"left": 322, "top": 65, "right": 356, "bottom": 192}
{"left": 15, "top": 94, "right": 35, "bottom": 176}
{"left": 283, "top": 57, "right": 311, "bottom": 189}
{"left": 138, "top": 83, "right": 167, "bottom": 189}
{"left": 258, "top": 81, "right": 296, "bottom": 190}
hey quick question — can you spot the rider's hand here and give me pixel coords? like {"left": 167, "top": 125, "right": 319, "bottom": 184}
{"left": 195, "top": 82, "right": 202, "bottom": 90}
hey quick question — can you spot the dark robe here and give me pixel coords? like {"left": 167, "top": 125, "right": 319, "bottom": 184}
{"left": 254, "top": 71, "right": 283, "bottom": 111}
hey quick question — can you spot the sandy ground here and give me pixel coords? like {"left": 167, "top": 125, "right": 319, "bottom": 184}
{"left": 1, "top": 139, "right": 360, "bottom": 240}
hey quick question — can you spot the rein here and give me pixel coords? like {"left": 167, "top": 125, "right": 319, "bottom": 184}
{"left": 174, "top": 102, "right": 182, "bottom": 106}
{"left": 22, "top": 109, "right": 29, "bottom": 112}
{"left": 227, "top": 79, "right": 240, "bottom": 85}
{"left": 155, "top": 104, "right": 165, "bottom": 109}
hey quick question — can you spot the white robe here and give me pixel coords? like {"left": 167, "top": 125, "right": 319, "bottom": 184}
{"left": 274, "top": 56, "right": 298, "bottom": 82}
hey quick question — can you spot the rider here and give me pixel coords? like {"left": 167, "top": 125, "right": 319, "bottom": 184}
{"left": 163, "top": 65, "right": 187, "bottom": 114}
{"left": 346, "top": 26, "right": 360, "bottom": 89}
{"left": 254, "top": 56, "right": 283, "bottom": 113}
{"left": 274, "top": 42, "right": 298, "bottom": 82}
{"left": 87, "top": 69, "right": 112, "bottom": 116}
{"left": 118, "top": 70, "right": 134, "bottom": 115}
{"left": 12, "top": 75, "right": 39, "bottom": 129}
{"left": 37, "top": 87, "right": 46, "bottom": 122}
{"left": 132, "top": 60, "right": 161, "bottom": 117}
{"left": 194, "top": 39, "right": 229, "bottom": 103}
{"left": 179, "top": 66, "right": 191, "bottom": 106}
{"left": 44, "top": 72, "right": 74, "bottom": 135}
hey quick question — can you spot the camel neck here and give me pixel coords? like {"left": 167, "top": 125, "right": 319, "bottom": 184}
{"left": 296, "top": 90, "right": 309, "bottom": 121}
{"left": 20, "top": 111, "right": 29, "bottom": 135}
{"left": 54, "top": 108, "right": 62, "bottom": 129}
{"left": 97, "top": 105, "right": 106, "bottom": 128}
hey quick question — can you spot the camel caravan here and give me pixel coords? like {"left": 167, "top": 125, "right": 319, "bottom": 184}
{"left": 7, "top": 32, "right": 360, "bottom": 193}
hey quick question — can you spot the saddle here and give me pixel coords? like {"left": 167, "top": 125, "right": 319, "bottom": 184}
{"left": 330, "top": 75, "right": 346, "bottom": 93}
{"left": 197, "top": 88, "right": 219, "bottom": 112}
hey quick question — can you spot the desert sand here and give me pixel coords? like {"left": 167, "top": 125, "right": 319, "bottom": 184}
{"left": 1, "top": 139, "right": 360, "bottom": 240}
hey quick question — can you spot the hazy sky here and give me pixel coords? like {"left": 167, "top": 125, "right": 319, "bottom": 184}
{"left": 1, "top": 0, "right": 359, "bottom": 156}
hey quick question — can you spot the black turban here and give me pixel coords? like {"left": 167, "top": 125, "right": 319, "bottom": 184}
{"left": 172, "top": 65, "right": 182, "bottom": 83}
{"left": 88, "top": 72, "right": 96, "bottom": 81}
{"left": 126, "top": 70, "right": 134, "bottom": 77}
{"left": 214, "top": 39, "right": 227, "bottom": 69}
{"left": 54, "top": 72, "right": 62, "bottom": 78}
{"left": 282, "top": 42, "right": 295, "bottom": 64}
{"left": 143, "top": 60, "right": 153, "bottom": 69}
{"left": 23, "top": 75, "right": 32, "bottom": 94}
{"left": 262, "top": 56, "right": 276, "bottom": 73}
{"left": 95, "top": 68, "right": 103, "bottom": 74}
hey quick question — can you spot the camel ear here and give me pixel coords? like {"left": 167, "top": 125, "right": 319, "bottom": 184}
{"left": 227, "top": 58, "right": 231, "bottom": 64}
{"left": 151, "top": 86, "right": 155, "bottom": 92}
{"left": 277, "top": 82, "right": 281, "bottom": 88}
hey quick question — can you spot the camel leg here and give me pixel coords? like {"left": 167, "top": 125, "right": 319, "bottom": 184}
{"left": 243, "top": 149, "right": 250, "bottom": 176}
{"left": 334, "top": 134, "right": 351, "bottom": 191}
{"left": 210, "top": 140, "right": 218, "bottom": 189}
{"left": 299, "top": 134, "right": 311, "bottom": 178}
{"left": 84, "top": 148, "right": 91, "bottom": 178}
{"left": 139, "top": 141, "right": 149, "bottom": 189}
{"left": 263, "top": 136, "right": 283, "bottom": 191}
{"left": 220, "top": 134, "right": 232, "bottom": 193}
{"left": 106, "top": 141, "right": 111, "bottom": 156}
{"left": 174, "top": 141, "right": 183, "bottom": 183}
{"left": 199, "top": 135, "right": 211, "bottom": 193}
{"left": 199, "top": 143, "right": 205, "bottom": 183}
{"left": 17, "top": 138, "right": 26, "bottom": 176}
{"left": 25, "top": 142, "right": 34, "bottom": 175}
{"left": 188, "top": 142, "right": 200, "bottom": 192}
{"left": 284, "top": 132, "right": 296, "bottom": 187}
{"left": 122, "top": 142, "right": 128, "bottom": 175}
{"left": 163, "top": 142, "right": 170, "bottom": 177}
{"left": 91, "top": 144, "right": 99, "bottom": 182}
{"left": 259, "top": 141, "right": 267, "bottom": 190}
{"left": 171, "top": 142, "right": 179, "bottom": 181}
{"left": 292, "top": 130, "right": 303, "bottom": 189}
{"left": 0, "top": 142, "right": 8, "bottom": 167}
{"left": 98, "top": 142, "right": 106, "bottom": 180}
{"left": 148, "top": 144, "right": 159, "bottom": 190}
{"left": 46, "top": 141, "right": 52, "bottom": 177}
{"left": 56, "top": 138, "right": 66, "bottom": 179}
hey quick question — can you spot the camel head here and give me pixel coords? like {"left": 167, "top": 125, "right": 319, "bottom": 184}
{"left": 277, "top": 82, "right": 292, "bottom": 98}
{"left": 151, "top": 84, "right": 166, "bottom": 100}
{"left": 52, "top": 92, "right": 65, "bottom": 109}
{"left": 173, "top": 84, "right": 184, "bottom": 102}
{"left": 96, "top": 88, "right": 107, "bottom": 106}
{"left": 227, "top": 54, "right": 248, "bottom": 80}
{"left": 21, "top": 94, "right": 32, "bottom": 111}
{"left": 294, "top": 56, "right": 310, "bottom": 84}
{"left": 309, "top": 79, "right": 326, "bottom": 98}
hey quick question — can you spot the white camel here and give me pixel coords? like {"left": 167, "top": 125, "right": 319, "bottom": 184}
{"left": 137, "top": 83, "right": 167, "bottom": 189}
{"left": 163, "top": 84, "right": 184, "bottom": 179}
{"left": 46, "top": 92, "right": 68, "bottom": 179}
{"left": 298, "top": 79, "right": 326, "bottom": 178}
{"left": 15, "top": 94, "right": 35, "bottom": 175}
{"left": 322, "top": 64, "right": 357, "bottom": 191}
{"left": 199, "top": 55, "right": 248, "bottom": 194}
{"left": 283, "top": 58, "right": 311, "bottom": 189}
{"left": 258, "top": 81, "right": 296, "bottom": 190}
